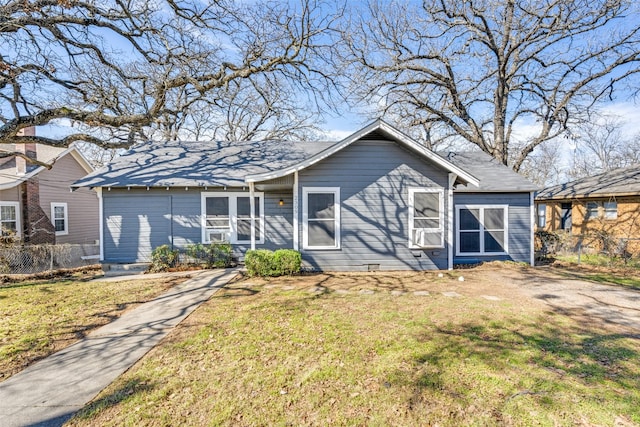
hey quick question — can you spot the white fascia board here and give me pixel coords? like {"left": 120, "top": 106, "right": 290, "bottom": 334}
{"left": 0, "top": 144, "right": 95, "bottom": 190}
{"left": 0, "top": 166, "right": 45, "bottom": 190}
{"left": 245, "top": 120, "right": 480, "bottom": 187}
{"left": 67, "top": 144, "right": 96, "bottom": 173}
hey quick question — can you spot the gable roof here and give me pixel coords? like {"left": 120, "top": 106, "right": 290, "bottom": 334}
{"left": 245, "top": 120, "right": 480, "bottom": 187}
{"left": 536, "top": 164, "right": 640, "bottom": 200}
{"left": 441, "top": 151, "right": 538, "bottom": 193}
{"left": 0, "top": 144, "right": 93, "bottom": 190}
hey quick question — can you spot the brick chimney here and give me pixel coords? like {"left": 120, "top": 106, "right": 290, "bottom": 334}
{"left": 15, "top": 126, "right": 56, "bottom": 244}
{"left": 15, "top": 126, "right": 37, "bottom": 175}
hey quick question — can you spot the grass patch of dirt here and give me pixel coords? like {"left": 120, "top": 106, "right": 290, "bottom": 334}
{"left": 549, "top": 258, "right": 640, "bottom": 290}
{"left": 68, "top": 266, "right": 640, "bottom": 426}
{"left": 0, "top": 273, "right": 188, "bottom": 381}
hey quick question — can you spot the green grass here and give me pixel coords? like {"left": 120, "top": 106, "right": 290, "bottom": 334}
{"left": 68, "top": 275, "right": 640, "bottom": 426}
{"left": 0, "top": 274, "right": 185, "bottom": 380}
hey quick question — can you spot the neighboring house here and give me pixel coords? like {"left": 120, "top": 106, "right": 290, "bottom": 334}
{"left": 535, "top": 165, "right": 640, "bottom": 254}
{"left": 72, "top": 121, "right": 537, "bottom": 271}
{"left": 0, "top": 129, "right": 99, "bottom": 245}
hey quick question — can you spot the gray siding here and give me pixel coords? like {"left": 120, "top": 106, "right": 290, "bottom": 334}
{"left": 102, "top": 188, "right": 293, "bottom": 262}
{"left": 453, "top": 192, "right": 532, "bottom": 264}
{"left": 298, "top": 140, "right": 450, "bottom": 271}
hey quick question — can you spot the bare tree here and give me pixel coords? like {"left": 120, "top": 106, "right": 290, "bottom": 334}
{"left": 569, "top": 115, "right": 640, "bottom": 179}
{"left": 336, "top": 0, "right": 640, "bottom": 170}
{"left": 518, "top": 140, "right": 565, "bottom": 187}
{"left": 148, "top": 75, "right": 323, "bottom": 142}
{"left": 1, "top": 0, "right": 336, "bottom": 158}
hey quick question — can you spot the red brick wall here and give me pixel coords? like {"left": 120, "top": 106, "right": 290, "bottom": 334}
{"left": 21, "top": 178, "right": 56, "bottom": 245}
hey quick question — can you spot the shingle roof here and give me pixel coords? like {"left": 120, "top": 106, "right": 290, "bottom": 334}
{"left": 536, "top": 164, "right": 640, "bottom": 200}
{"left": 0, "top": 144, "right": 72, "bottom": 189}
{"left": 72, "top": 139, "right": 335, "bottom": 188}
{"left": 441, "top": 150, "right": 539, "bottom": 192}
{"left": 73, "top": 137, "right": 536, "bottom": 193}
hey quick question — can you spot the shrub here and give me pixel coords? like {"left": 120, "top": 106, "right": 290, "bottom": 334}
{"left": 244, "top": 249, "right": 301, "bottom": 277}
{"left": 272, "top": 249, "right": 302, "bottom": 276}
{"left": 149, "top": 244, "right": 179, "bottom": 272}
{"left": 186, "top": 242, "right": 233, "bottom": 268}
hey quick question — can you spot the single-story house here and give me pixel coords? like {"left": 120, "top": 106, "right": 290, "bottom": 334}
{"left": 0, "top": 127, "right": 99, "bottom": 245}
{"left": 535, "top": 165, "right": 640, "bottom": 254}
{"left": 72, "top": 121, "right": 538, "bottom": 271}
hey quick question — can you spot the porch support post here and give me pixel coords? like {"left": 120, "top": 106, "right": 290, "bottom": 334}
{"left": 96, "top": 187, "right": 104, "bottom": 261}
{"left": 293, "top": 171, "right": 299, "bottom": 251}
{"left": 249, "top": 182, "right": 256, "bottom": 250}
{"left": 447, "top": 173, "right": 456, "bottom": 270}
{"left": 530, "top": 191, "right": 535, "bottom": 266}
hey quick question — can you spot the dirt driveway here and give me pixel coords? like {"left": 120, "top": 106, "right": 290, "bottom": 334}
{"left": 467, "top": 265, "right": 640, "bottom": 335}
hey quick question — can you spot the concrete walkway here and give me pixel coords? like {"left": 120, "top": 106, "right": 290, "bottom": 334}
{"left": 0, "top": 268, "right": 239, "bottom": 427}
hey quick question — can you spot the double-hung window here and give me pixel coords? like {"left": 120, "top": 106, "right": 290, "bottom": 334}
{"left": 201, "top": 193, "right": 263, "bottom": 244}
{"left": 51, "top": 203, "right": 68, "bottom": 236}
{"left": 586, "top": 201, "right": 599, "bottom": 220}
{"left": 536, "top": 204, "right": 546, "bottom": 228}
{"left": 236, "top": 196, "right": 261, "bottom": 243}
{"left": 303, "top": 187, "right": 340, "bottom": 249}
{"left": 456, "top": 205, "right": 508, "bottom": 255}
{"left": 604, "top": 202, "right": 617, "bottom": 220}
{"left": 408, "top": 188, "right": 444, "bottom": 248}
{"left": 0, "top": 202, "right": 20, "bottom": 236}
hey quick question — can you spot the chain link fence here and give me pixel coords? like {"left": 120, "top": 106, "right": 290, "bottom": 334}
{"left": 535, "top": 231, "right": 640, "bottom": 262}
{"left": 0, "top": 244, "right": 100, "bottom": 274}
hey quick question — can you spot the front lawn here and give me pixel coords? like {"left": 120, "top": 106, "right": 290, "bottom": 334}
{"left": 0, "top": 273, "right": 187, "bottom": 380}
{"left": 68, "top": 270, "right": 640, "bottom": 426}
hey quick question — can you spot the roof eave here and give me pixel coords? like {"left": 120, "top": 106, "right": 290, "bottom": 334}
{"left": 536, "top": 191, "right": 640, "bottom": 200}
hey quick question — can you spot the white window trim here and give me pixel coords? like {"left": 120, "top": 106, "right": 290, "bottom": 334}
{"left": 455, "top": 205, "right": 509, "bottom": 256}
{"left": 603, "top": 201, "right": 618, "bottom": 220}
{"left": 585, "top": 201, "right": 600, "bottom": 220}
{"left": 0, "top": 201, "right": 21, "bottom": 237}
{"left": 536, "top": 203, "right": 546, "bottom": 228}
{"left": 408, "top": 188, "right": 445, "bottom": 249}
{"left": 302, "top": 187, "right": 341, "bottom": 250}
{"left": 51, "top": 202, "right": 69, "bottom": 236}
{"left": 200, "top": 192, "right": 264, "bottom": 244}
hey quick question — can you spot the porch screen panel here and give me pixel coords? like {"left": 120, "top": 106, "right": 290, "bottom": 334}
{"left": 236, "top": 197, "right": 260, "bottom": 242}
{"left": 205, "top": 197, "right": 230, "bottom": 241}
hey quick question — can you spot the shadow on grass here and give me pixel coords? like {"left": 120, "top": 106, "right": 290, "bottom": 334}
{"left": 395, "top": 315, "right": 640, "bottom": 410}
{"left": 70, "top": 377, "right": 156, "bottom": 422}
{"left": 213, "top": 286, "right": 259, "bottom": 298}
{"left": 548, "top": 265, "right": 640, "bottom": 290}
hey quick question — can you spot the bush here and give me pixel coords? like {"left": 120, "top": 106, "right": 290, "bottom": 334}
{"left": 245, "top": 249, "right": 301, "bottom": 277}
{"left": 272, "top": 249, "right": 302, "bottom": 276}
{"left": 186, "top": 243, "right": 233, "bottom": 268}
{"left": 149, "top": 244, "right": 179, "bottom": 272}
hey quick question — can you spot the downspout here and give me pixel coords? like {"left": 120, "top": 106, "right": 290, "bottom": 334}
{"left": 447, "top": 173, "right": 456, "bottom": 270}
{"left": 530, "top": 191, "right": 535, "bottom": 266}
{"left": 293, "top": 171, "right": 299, "bottom": 251}
{"left": 249, "top": 182, "right": 256, "bottom": 250}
